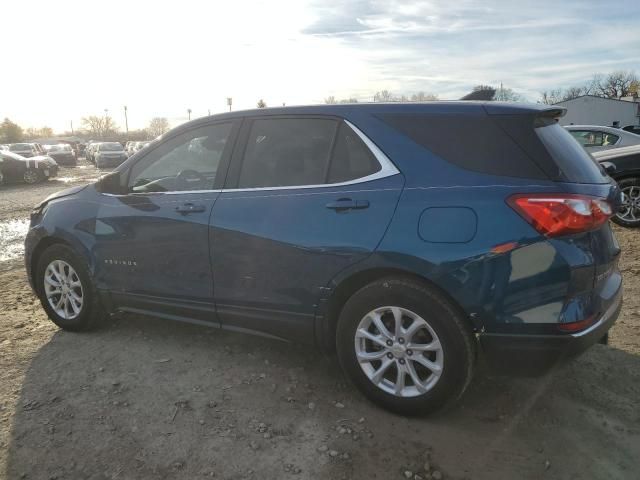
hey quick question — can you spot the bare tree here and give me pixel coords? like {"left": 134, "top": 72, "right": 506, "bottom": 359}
{"left": 373, "top": 90, "right": 395, "bottom": 102}
{"left": 256, "top": 99, "right": 267, "bottom": 108}
{"left": 338, "top": 98, "right": 359, "bottom": 103}
{"left": 148, "top": 117, "right": 170, "bottom": 138}
{"left": 81, "top": 115, "right": 118, "bottom": 139}
{"left": 461, "top": 85, "right": 496, "bottom": 100}
{"left": 592, "top": 70, "right": 639, "bottom": 99}
{"left": 0, "top": 118, "right": 23, "bottom": 143}
{"left": 410, "top": 91, "right": 439, "bottom": 101}
{"left": 493, "top": 86, "right": 524, "bottom": 102}
{"left": 23, "top": 126, "right": 53, "bottom": 139}
{"left": 324, "top": 96, "right": 337, "bottom": 104}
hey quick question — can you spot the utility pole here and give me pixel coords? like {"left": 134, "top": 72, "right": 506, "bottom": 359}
{"left": 70, "top": 120, "right": 74, "bottom": 135}
{"left": 124, "top": 105, "right": 129, "bottom": 138}
{"left": 187, "top": 108, "right": 192, "bottom": 120}
{"left": 103, "top": 109, "right": 109, "bottom": 139}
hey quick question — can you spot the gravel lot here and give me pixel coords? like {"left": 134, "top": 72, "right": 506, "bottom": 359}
{"left": 1, "top": 162, "right": 639, "bottom": 479}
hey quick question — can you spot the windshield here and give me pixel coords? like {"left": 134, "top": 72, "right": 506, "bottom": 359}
{"left": 99, "top": 143, "right": 124, "bottom": 151}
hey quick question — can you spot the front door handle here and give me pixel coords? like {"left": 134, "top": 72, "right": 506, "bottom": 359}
{"left": 175, "top": 202, "right": 206, "bottom": 214}
{"left": 325, "top": 198, "right": 369, "bottom": 212}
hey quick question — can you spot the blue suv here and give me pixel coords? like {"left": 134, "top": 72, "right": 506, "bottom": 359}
{"left": 25, "top": 102, "right": 622, "bottom": 414}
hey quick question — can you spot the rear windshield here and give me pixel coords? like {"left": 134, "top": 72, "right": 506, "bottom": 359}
{"left": 99, "top": 143, "right": 123, "bottom": 151}
{"left": 380, "top": 113, "right": 608, "bottom": 183}
{"left": 379, "top": 113, "right": 547, "bottom": 179}
{"left": 536, "top": 124, "right": 607, "bottom": 183}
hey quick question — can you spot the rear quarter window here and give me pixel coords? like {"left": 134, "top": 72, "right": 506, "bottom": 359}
{"left": 379, "top": 113, "right": 548, "bottom": 179}
{"left": 536, "top": 124, "right": 608, "bottom": 184}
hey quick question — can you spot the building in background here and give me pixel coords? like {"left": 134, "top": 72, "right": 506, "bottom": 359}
{"left": 555, "top": 95, "right": 639, "bottom": 127}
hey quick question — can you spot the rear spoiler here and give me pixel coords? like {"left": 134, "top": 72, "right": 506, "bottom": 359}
{"left": 483, "top": 104, "right": 567, "bottom": 123}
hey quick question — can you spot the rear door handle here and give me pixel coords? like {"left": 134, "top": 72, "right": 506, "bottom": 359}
{"left": 325, "top": 198, "right": 369, "bottom": 212}
{"left": 175, "top": 202, "right": 206, "bottom": 214}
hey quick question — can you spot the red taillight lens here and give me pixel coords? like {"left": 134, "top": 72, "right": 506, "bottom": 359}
{"left": 507, "top": 194, "right": 612, "bottom": 237}
{"left": 557, "top": 314, "right": 598, "bottom": 333}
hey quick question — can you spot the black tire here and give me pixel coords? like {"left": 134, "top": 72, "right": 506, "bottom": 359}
{"left": 612, "top": 177, "right": 640, "bottom": 228}
{"left": 36, "top": 244, "right": 106, "bottom": 331}
{"left": 336, "top": 277, "right": 476, "bottom": 415}
{"left": 23, "top": 168, "right": 42, "bottom": 184}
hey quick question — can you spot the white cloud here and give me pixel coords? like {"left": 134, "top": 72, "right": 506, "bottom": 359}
{"left": 1, "top": 0, "right": 638, "bottom": 132}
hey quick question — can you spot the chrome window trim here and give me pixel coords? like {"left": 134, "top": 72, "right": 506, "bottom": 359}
{"left": 219, "top": 120, "right": 399, "bottom": 193}
{"left": 110, "top": 119, "right": 399, "bottom": 196}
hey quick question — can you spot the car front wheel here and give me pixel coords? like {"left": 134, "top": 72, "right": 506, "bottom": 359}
{"left": 36, "top": 244, "right": 106, "bottom": 331}
{"left": 336, "top": 277, "right": 476, "bottom": 415}
{"left": 613, "top": 177, "right": 640, "bottom": 228}
{"left": 23, "top": 168, "right": 42, "bottom": 184}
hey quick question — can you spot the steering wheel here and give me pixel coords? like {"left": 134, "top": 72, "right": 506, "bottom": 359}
{"left": 176, "top": 169, "right": 206, "bottom": 188}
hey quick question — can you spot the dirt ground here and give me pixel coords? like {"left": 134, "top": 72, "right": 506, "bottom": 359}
{"left": 1, "top": 162, "right": 639, "bottom": 479}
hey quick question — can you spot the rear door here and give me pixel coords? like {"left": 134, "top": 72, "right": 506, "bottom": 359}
{"left": 209, "top": 116, "right": 404, "bottom": 341}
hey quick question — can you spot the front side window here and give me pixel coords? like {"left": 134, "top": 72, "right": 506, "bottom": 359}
{"left": 128, "top": 122, "right": 232, "bottom": 193}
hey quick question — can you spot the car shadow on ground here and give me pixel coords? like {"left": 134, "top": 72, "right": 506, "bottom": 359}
{"left": 5, "top": 314, "right": 640, "bottom": 480}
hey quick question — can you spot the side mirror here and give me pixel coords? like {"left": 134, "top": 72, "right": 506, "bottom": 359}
{"left": 600, "top": 161, "right": 616, "bottom": 175}
{"left": 95, "top": 171, "right": 125, "bottom": 195}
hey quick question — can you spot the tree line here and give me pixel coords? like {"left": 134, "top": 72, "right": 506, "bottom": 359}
{"left": 0, "top": 116, "right": 171, "bottom": 144}
{"left": 540, "top": 70, "right": 638, "bottom": 104}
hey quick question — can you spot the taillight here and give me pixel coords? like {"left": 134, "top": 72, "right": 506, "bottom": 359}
{"left": 507, "top": 194, "right": 613, "bottom": 237}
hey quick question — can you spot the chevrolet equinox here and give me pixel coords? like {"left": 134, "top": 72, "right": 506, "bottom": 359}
{"left": 25, "top": 102, "right": 623, "bottom": 414}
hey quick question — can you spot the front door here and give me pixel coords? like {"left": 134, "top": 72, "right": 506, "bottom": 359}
{"left": 210, "top": 116, "right": 404, "bottom": 340}
{"left": 94, "top": 120, "right": 239, "bottom": 323}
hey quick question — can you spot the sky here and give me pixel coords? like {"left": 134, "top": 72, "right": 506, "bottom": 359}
{"left": 2, "top": 0, "right": 639, "bottom": 133}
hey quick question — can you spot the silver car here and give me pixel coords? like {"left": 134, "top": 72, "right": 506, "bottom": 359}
{"left": 565, "top": 125, "right": 640, "bottom": 152}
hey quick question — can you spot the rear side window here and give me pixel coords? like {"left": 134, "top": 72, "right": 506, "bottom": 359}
{"left": 379, "top": 113, "right": 547, "bottom": 179}
{"left": 569, "top": 130, "right": 619, "bottom": 147}
{"left": 328, "top": 122, "right": 381, "bottom": 183}
{"left": 238, "top": 118, "right": 337, "bottom": 188}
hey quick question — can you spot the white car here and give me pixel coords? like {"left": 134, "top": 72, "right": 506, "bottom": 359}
{"left": 565, "top": 125, "right": 640, "bottom": 152}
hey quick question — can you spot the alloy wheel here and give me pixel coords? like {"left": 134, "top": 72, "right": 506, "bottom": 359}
{"left": 617, "top": 185, "right": 640, "bottom": 223}
{"left": 354, "top": 306, "right": 444, "bottom": 397}
{"left": 44, "top": 260, "right": 84, "bottom": 320}
{"left": 23, "top": 169, "right": 40, "bottom": 184}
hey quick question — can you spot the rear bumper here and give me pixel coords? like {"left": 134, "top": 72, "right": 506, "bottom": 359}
{"left": 479, "top": 284, "right": 622, "bottom": 375}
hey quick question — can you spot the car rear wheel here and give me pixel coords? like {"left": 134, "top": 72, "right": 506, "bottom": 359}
{"left": 23, "top": 168, "right": 42, "bottom": 184}
{"left": 612, "top": 177, "right": 640, "bottom": 228}
{"left": 336, "top": 277, "right": 476, "bottom": 415}
{"left": 36, "top": 244, "right": 106, "bottom": 331}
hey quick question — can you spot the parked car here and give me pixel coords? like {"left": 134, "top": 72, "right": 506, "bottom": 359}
{"left": 8, "top": 143, "right": 40, "bottom": 157}
{"left": 622, "top": 125, "right": 640, "bottom": 136}
{"left": 25, "top": 103, "right": 621, "bottom": 414}
{"left": 94, "top": 142, "right": 127, "bottom": 168}
{"left": 130, "top": 140, "right": 151, "bottom": 155}
{"left": 85, "top": 142, "right": 101, "bottom": 164}
{"left": 44, "top": 144, "right": 77, "bottom": 166}
{"left": 565, "top": 125, "right": 640, "bottom": 152}
{"left": 124, "top": 141, "right": 135, "bottom": 157}
{"left": 0, "top": 150, "right": 58, "bottom": 184}
{"left": 593, "top": 145, "right": 640, "bottom": 228}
